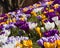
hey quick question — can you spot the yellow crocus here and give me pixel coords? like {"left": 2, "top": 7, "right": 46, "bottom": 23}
{"left": 12, "top": 18, "right": 16, "bottom": 23}
{"left": 50, "top": 42, "right": 56, "bottom": 48}
{"left": 29, "top": 5, "right": 34, "bottom": 8}
{"left": 44, "top": 42, "right": 51, "bottom": 48}
{"left": 46, "top": 8, "right": 49, "bottom": 10}
{"left": 20, "top": 17, "right": 25, "bottom": 21}
{"left": 36, "top": 4, "right": 41, "bottom": 7}
{"left": 40, "top": 14, "right": 46, "bottom": 19}
{"left": 42, "top": 18, "right": 48, "bottom": 24}
{"left": 54, "top": 4, "right": 59, "bottom": 9}
{"left": 56, "top": 40, "right": 60, "bottom": 48}
{"left": 23, "top": 8, "right": 28, "bottom": 12}
{"left": 10, "top": 19, "right": 12, "bottom": 23}
{"left": 35, "top": 27, "right": 42, "bottom": 37}
{"left": 15, "top": 43, "right": 23, "bottom": 48}
{"left": 31, "top": 11, "right": 37, "bottom": 16}
{"left": 49, "top": 9, "right": 54, "bottom": 12}
{"left": 6, "top": 20, "right": 9, "bottom": 24}
{"left": 6, "top": 14, "right": 10, "bottom": 18}
{"left": 23, "top": 40, "right": 32, "bottom": 48}
{"left": 46, "top": 1, "right": 53, "bottom": 5}
{"left": 44, "top": 11, "right": 47, "bottom": 14}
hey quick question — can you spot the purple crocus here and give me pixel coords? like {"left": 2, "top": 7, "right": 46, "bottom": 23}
{"left": 44, "top": 19, "right": 53, "bottom": 23}
{"left": 36, "top": 16, "right": 42, "bottom": 20}
{"left": 37, "top": 39, "right": 44, "bottom": 46}
{"left": 14, "top": 20, "right": 29, "bottom": 31}
{"left": 14, "top": 20, "right": 26, "bottom": 27}
{"left": 0, "top": 25, "right": 4, "bottom": 30}
{"left": 48, "top": 37, "right": 55, "bottom": 43}
{"left": 43, "top": 29, "right": 59, "bottom": 37}
{"left": 19, "top": 23, "right": 29, "bottom": 31}
{"left": 50, "top": 29, "right": 59, "bottom": 36}
{"left": 55, "top": 7, "right": 60, "bottom": 13}
{"left": 45, "top": 12, "right": 57, "bottom": 18}
{"left": 43, "top": 31, "right": 51, "bottom": 37}
{"left": 52, "top": 0, "right": 60, "bottom": 4}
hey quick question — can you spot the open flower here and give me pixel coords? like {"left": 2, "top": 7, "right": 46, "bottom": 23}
{"left": 28, "top": 22, "right": 37, "bottom": 30}
{"left": 44, "top": 21, "right": 55, "bottom": 30}
{"left": 37, "top": 39, "right": 44, "bottom": 46}
{"left": 33, "top": 7, "right": 44, "bottom": 13}
{"left": 43, "top": 29, "right": 59, "bottom": 37}
{"left": 52, "top": 16, "right": 58, "bottom": 22}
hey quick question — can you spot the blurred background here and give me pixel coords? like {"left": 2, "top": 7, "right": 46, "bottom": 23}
{"left": 0, "top": 0, "right": 40, "bottom": 15}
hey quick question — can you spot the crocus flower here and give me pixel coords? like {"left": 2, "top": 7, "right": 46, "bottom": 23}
{"left": 37, "top": 39, "right": 44, "bottom": 46}
{"left": 52, "top": 16, "right": 58, "bottom": 22}
{"left": 48, "top": 37, "right": 55, "bottom": 43}
{"left": 52, "top": 0, "right": 60, "bottom": 4}
{"left": 14, "top": 20, "right": 26, "bottom": 27}
{"left": 33, "top": 7, "right": 44, "bottom": 13}
{"left": 35, "top": 27, "right": 42, "bottom": 37}
{"left": 44, "top": 21, "right": 55, "bottom": 30}
{"left": 45, "top": 12, "right": 57, "bottom": 18}
{"left": 0, "top": 25, "right": 4, "bottom": 30}
{"left": 19, "top": 23, "right": 29, "bottom": 31}
{"left": 28, "top": 22, "right": 37, "bottom": 30}
{"left": 43, "top": 29, "right": 59, "bottom": 37}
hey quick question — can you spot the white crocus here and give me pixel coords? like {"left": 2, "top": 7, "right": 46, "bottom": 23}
{"left": 0, "top": 35, "right": 8, "bottom": 43}
{"left": 52, "top": 16, "right": 58, "bottom": 22}
{"left": 55, "top": 20, "right": 60, "bottom": 32}
{"left": 28, "top": 22, "right": 37, "bottom": 30}
{"left": 44, "top": 21, "right": 55, "bottom": 30}
{"left": 55, "top": 20, "right": 60, "bottom": 26}
{"left": 2, "top": 30, "right": 10, "bottom": 36}
{"left": 33, "top": 7, "right": 44, "bottom": 12}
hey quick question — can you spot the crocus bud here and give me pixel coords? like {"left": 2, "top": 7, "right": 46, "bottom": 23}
{"left": 35, "top": 27, "right": 42, "bottom": 37}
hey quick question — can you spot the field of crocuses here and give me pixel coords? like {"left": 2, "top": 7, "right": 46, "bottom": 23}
{"left": 0, "top": 0, "right": 60, "bottom": 48}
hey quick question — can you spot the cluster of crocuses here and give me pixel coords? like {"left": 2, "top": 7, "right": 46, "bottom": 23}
{"left": 0, "top": 0, "right": 46, "bottom": 48}
{"left": 36, "top": 0, "right": 60, "bottom": 48}
{"left": 0, "top": 0, "right": 60, "bottom": 48}
{"left": 0, "top": 36, "right": 32, "bottom": 48}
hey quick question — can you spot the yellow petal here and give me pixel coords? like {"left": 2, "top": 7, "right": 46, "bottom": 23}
{"left": 49, "top": 9, "right": 54, "bottom": 12}
{"left": 35, "top": 27, "right": 42, "bottom": 37}
{"left": 23, "top": 40, "right": 32, "bottom": 47}
{"left": 12, "top": 18, "right": 16, "bottom": 23}
{"left": 23, "top": 8, "right": 28, "bottom": 12}
{"left": 44, "top": 42, "right": 51, "bottom": 48}
{"left": 57, "top": 40, "right": 60, "bottom": 46}
{"left": 20, "top": 18, "right": 24, "bottom": 21}
{"left": 29, "top": 5, "right": 34, "bottom": 8}
{"left": 50, "top": 43, "right": 56, "bottom": 48}
{"left": 54, "top": 4, "right": 59, "bottom": 9}
{"left": 46, "top": 1, "right": 53, "bottom": 5}
{"left": 36, "top": 4, "right": 41, "bottom": 7}
{"left": 10, "top": 19, "right": 12, "bottom": 23}
{"left": 6, "top": 20, "right": 9, "bottom": 24}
